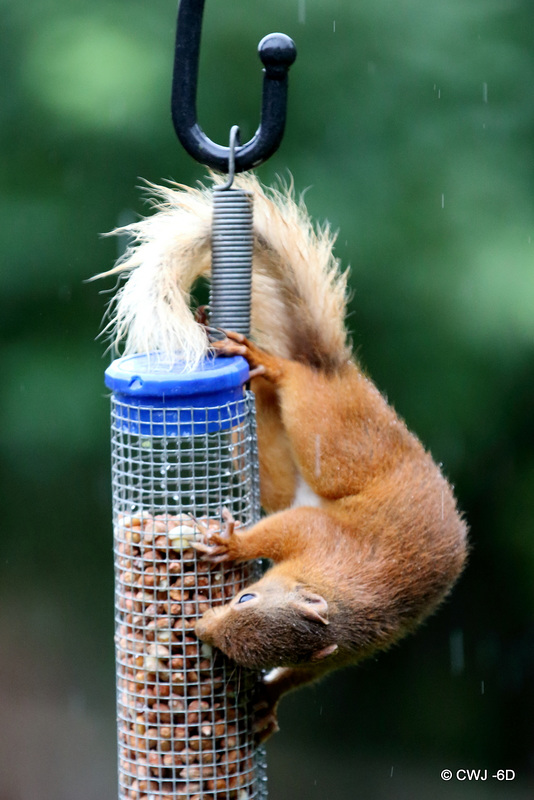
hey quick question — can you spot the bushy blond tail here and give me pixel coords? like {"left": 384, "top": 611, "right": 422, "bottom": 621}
{"left": 96, "top": 173, "right": 351, "bottom": 371}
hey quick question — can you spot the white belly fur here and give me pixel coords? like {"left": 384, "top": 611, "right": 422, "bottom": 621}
{"left": 291, "top": 473, "right": 322, "bottom": 509}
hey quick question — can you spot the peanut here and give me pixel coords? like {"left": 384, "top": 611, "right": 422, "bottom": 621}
{"left": 115, "top": 509, "right": 259, "bottom": 797}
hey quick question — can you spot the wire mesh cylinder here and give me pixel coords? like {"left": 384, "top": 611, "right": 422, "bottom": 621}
{"left": 106, "top": 353, "right": 267, "bottom": 800}
{"left": 210, "top": 188, "right": 253, "bottom": 336}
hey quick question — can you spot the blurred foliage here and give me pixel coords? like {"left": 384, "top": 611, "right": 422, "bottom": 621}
{"left": 1, "top": 0, "right": 534, "bottom": 796}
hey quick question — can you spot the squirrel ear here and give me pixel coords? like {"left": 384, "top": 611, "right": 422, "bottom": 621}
{"left": 291, "top": 589, "right": 329, "bottom": 626}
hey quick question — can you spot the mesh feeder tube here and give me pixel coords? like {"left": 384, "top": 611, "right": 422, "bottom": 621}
{"left": 105, "top": 353, "right": 267, "bottom": 800}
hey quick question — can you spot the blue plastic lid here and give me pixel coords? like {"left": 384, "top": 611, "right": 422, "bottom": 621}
{"left": 105, "top": 353, "right": 250, "bottom": 436}
{"left": 105, "top": 352, "right": 249, "bottom": 398}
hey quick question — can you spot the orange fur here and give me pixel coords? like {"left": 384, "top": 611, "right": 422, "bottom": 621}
{"left": 252, "top": 376, "right": 297, "bottom": 512}
{"left": 195, "top": 335, "right": 467, "bottom": 742}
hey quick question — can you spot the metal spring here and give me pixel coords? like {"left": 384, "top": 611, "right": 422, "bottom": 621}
{"left": 210, "top": 188, "right": 253, "bottom": 336}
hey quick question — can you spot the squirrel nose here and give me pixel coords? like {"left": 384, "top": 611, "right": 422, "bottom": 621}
{"left": 195, "top": 614, "right": 213, "bottom": 644}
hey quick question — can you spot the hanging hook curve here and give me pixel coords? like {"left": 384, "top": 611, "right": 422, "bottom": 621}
{"left": 171, "top": 0, "right": 297, "bottom": 173}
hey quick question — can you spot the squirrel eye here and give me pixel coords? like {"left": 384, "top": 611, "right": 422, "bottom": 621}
{"left": 237, "top": 593, "right": 257, "bottom": 604}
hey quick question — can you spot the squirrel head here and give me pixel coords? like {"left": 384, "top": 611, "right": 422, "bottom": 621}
{"left": 195, "top": 570, "right": 339, "bottom": 669}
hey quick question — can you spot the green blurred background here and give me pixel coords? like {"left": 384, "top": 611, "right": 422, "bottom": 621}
{"left": 1, "top": 0, "right": 534, "bottom": 797}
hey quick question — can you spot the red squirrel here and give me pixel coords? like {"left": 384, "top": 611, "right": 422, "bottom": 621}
{"left": 100, "top": 174, "right": 468, "bottom": 742}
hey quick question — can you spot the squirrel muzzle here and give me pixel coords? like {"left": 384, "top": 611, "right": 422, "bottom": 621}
{"left": 195, "top": 577, "right": 338, "bottom": 670}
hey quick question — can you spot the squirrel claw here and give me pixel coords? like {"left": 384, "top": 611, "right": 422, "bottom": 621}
{"left": 254, "top": 717, "right": 280, "bottom": 745}
{"left": 210, "top": 338, "right": 247, "bottom": 358}
{"left": 211, "top": 329, "right": 246, "bottom": 345}
{"left": 194, "top": 305, "right": 210, "bottom": 328}
{"left": 190, "top": 535, "right": 234, "bottom": 563}
{"left": 190, "top": 541, "right": 231, "bottom": 563}
{"left": 221, "top": 506, "right": 236, "bottom": 527}
{"left": 211, "top": 333, "right": 283, "bottom": 383}
{"left": 248, "top": 365, "right": 267, "bottom": 379}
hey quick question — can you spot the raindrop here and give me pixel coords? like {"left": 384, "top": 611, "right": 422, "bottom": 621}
{"left": 482, "top": 82, "right": 488, "bottom": 104}
{"left": 481, "top": 680, "right": 485, "bottom": 695}
{"left": 333, "top": 20, "right": 336, "bottom": 33}
{"left": 441, "top": 193, "right": 445, "bottom": 209}
{"left": 298, "top": 0, "right": 306, "bottom": 24}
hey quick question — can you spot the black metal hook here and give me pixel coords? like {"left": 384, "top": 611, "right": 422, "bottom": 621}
{"left": 171, "top": 0, "right": 297, "bottom": 173}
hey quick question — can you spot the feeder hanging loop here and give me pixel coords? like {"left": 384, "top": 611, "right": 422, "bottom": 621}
{"left": 218, "top": 125, "right": 240, "bottom": 191}
{"left": 171, "top": 0, "right": 297, "bottom": 172}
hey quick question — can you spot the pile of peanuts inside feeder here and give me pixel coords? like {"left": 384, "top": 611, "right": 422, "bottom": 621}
{"left": 115, "top": 510, "right": 262, "bottom": 800}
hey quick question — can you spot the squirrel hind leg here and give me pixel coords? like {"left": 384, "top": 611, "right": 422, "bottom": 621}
{"left": 211, "top": 332, "right": 285, "bottom": 384}
{"left": 253, "top": 662, "right": 333, "bottom": 743}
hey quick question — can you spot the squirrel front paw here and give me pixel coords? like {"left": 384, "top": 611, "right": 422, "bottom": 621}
{"left": 252, "top": 680, "right": 282, "bottom": 745}
{"left": 191, "top": 508, "right": 242, "bottom": 563}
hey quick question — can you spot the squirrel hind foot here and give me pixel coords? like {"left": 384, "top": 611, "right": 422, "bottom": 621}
{"left": 211, "top": 333, "right": 284, "bottom": 383}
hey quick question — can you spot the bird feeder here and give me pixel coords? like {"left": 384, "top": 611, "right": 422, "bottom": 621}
{"left": 106, "top": 354, "right": 267, "bottom": 799}
{"left": 104, "top": 1, "right": 296, "bottom": 797}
